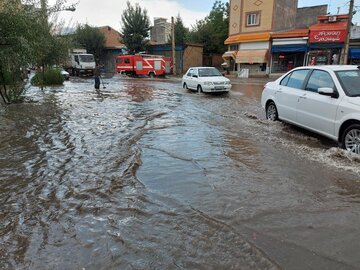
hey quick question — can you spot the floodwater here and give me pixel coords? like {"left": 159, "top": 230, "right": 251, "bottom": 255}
{"left": 0, "top": 75, "right": 360, "bottom": 270}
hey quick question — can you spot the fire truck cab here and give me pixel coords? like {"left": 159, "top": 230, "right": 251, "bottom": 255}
{"left": 116, "top": 54, "right": 172, "bottom": 77}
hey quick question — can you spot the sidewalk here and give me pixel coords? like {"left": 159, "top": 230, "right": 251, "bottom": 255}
{"left": 224, "top": 74, "right": 272, "bottom": 85}
{"left": 162, "top": 74, "right": 275, "bottom": 85}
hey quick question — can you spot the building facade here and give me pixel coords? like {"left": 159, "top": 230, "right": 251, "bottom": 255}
{"left": 270, "top": 29, "right": 309, "bottom": 74}
{"left": 225, "top": 0, "right": 298, "bottom": 76}
{"left": 349, "top": 26, "right": 360, "bottom": 64}
{"left": 307, "top": 15, "right": 348, "bottom": 66}
{"left": 98, "top": 26, "right": 126, "bottom": 73}
{"left": 150, "top": 18, "right": 172, "bottom": 45}
{"left": 224, "top": 0, "right": 327, "bottom": 77}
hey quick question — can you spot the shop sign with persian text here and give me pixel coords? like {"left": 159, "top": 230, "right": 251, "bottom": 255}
{"left": 309, "top": 30, "right": 346, "bottom": 43}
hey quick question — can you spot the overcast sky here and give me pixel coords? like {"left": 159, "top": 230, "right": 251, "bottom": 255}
{"left": 50, "top": 0, "right": 360, "bottom": 32}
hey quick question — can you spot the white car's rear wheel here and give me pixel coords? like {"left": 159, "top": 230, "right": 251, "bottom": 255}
{"left": 342, "top": 124, "right": 360, "bottom": 154}
{"left": 197, "top": 85, "right": 203, "bottom": 93}
{"left": 183, "top": 82, "right": 188, "bottom": 89}
{"left": 266, "top": 102, "right": 278, "bottom": 121}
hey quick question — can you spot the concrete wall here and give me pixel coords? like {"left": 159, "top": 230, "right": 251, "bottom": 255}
{"left": 296, "top": 5, "right": 328, "bottom": 28}
{"left": 273, "top": 0, "right": 297, "bottom": 32}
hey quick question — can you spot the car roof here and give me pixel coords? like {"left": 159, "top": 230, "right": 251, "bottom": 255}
{"left": 294, "top": 65, "right": 358, "bottom": 72}
{"left": 188, "top": 67, "right": 217, "bottom": 69}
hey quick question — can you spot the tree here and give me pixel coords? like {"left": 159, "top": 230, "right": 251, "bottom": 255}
{"left": 121, "top": 1, "right": 150, "bottom": 54}
{"left": 169, "top": 14, "right": 189, "bottom": 46}
{"left": 189, "top": 1, "right": 229, "bottom": 54}
{"left": 0, "top": 6, "right": 34, "bottom": 103}
{"left": 73, "top": 24, "right": 105, "bottom": 62}
{"left": 0, "top": 0, "right": 73, "bottom": 104}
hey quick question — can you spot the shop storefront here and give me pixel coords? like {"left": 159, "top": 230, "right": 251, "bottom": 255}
{"left": 349, "top": 48, "right": 360, "bottom": 65}
{"left": 270, "top": 30, "right": 309, "bottom": 74}
{"left": 236, "top": 48, "right": 268, "bottom": 77}
{"left": 225, "top": 33, "right": 271, "bottom": 77}
{"left": 221, "top": 50, "right": 237, "bottom": 72}
{"left": 307, "top": 15, "right": 348, "bottom": 66}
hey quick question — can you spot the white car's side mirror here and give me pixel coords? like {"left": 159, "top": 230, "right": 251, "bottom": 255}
{"left": 318, "top": 87, "right": 334, "bottom": 95}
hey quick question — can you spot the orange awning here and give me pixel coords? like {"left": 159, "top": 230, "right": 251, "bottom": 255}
{"left": 222, "top": 51, "right": 237, "bottom": 59}
{"left": 225, "top": 32, "right": 271, "bottom": 44}
{"left": 309, "top": 22, "right": 347, "bottom": 31}
{"left": 236, "top": 50, "right": 268, "bottom": 64}
{"left": 271, "top": 29, "right": 309, "bottom": 39}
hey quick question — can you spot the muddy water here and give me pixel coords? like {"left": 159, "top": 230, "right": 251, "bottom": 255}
{"left": 0, "top": 76, "right": 359, "bottom": 269}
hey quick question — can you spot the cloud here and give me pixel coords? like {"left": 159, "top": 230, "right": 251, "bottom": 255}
{"left": 49, "top": 0, "right": 208, "bottom": 31}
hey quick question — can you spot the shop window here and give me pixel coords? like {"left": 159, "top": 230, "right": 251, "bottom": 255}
{"left": 305, "top": 70, "right": 335, "bottom": 93}
{"left": 246, "top": 12, "right": 260, "bottom": 27}
{"left": 229, "top": 44, "right": 238, "bottom": 51}
{"left": 286, "top": 70, "right": 309, "bottom": 89}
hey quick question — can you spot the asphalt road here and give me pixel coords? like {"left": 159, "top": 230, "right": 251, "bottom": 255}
{"left": 0, "top": 75, "right": 359, "bottom": 269}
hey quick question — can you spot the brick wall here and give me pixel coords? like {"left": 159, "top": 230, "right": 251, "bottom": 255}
{"left": 183, "top": 46, "right": 203, "bottom": 74}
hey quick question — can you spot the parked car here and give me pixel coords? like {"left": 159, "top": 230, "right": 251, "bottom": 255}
{"left": 261, "top": 65, "right": 360, "bottom": 154}
{"left": 182, "top": 67, "right": 231, "bottom": 93}
{"left": 53, "top": 66, "right": 70, "bottom": 80}
{"left": 60, "top": 69, "right": 70, "bottom": 81}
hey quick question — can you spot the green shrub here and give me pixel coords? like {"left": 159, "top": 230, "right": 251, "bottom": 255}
{"left": 0, "top": 71, "right": 13, "bottom": 85}
{"left": 31, "top": 68, "right": 64, "bottom": 86}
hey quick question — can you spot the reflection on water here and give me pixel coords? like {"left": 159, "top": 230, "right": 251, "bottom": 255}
{"left": 125, "top": 85, "right": 155, "bottom": 102}
{"left": 0, "top": 77, "right": 359, "bottom": 269}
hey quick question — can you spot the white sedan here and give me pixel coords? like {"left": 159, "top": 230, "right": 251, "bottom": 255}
{"left": 261, "top": 65, "right": 360, "bottom": 154}
{"left": 182, "top": 67, "right": 231, "bottom": 93}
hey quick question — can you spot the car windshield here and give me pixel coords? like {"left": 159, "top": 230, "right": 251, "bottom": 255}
{"left": 336, "top": 70, "right": 360, "bottom": 97}
{"left": 198, "top": 68, "right": 222, "bottom": 77}
{"left": 79, "top": 55, "right": 95, "bottom": 62}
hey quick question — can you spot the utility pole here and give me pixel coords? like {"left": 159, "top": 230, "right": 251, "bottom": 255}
{"left": 41, "top": 0, "right": 47, "bottom": 20}
{"left": 40, "top": 0, "right": 48, "bottom": 91}
{"left": 342, "top": 0, "right": 354, "bottom": 65}
{"left": 171, "top": 16, "right": 177, "bottom": 75}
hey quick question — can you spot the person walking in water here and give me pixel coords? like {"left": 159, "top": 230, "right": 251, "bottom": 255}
{"left": 94, "top": 63, "right": 101, "bottom": 90}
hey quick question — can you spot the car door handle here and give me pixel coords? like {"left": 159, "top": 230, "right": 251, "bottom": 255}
{"left": 299, "top": 96, "right": 307, "bottom": 100}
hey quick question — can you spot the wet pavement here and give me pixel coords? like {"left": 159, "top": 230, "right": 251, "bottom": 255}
{"left": 0, "top": 75, "right": 360, "bottom": 269}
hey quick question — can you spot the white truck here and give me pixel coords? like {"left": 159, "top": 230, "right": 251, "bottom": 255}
{"left": 64, "top": 49, "right": 96, "bottom": 77}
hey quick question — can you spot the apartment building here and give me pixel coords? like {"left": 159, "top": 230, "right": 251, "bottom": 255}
{"left": 150, "top": 18, "right": 172, "bottom": 45}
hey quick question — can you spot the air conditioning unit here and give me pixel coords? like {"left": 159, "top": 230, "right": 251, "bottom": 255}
{"left": 329, "top": 16, "right": 337, "bottom": 22}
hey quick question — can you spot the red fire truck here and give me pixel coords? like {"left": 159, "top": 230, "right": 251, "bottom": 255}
{"left": 116, "top": 54, "right": 172, "bottom": 77}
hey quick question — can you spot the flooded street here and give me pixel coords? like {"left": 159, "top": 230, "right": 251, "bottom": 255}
{"left": 1, "top": 75, "right": 360, "bottom": 269}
